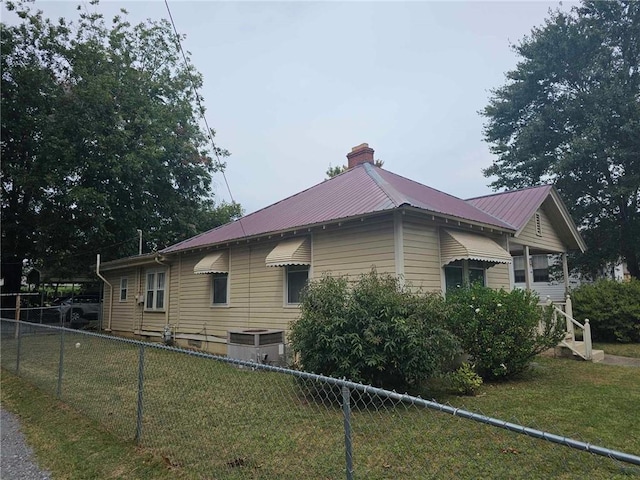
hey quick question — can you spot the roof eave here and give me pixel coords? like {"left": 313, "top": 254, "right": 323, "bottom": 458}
{"left": 99, "top": 253, "right": 170, "bottom": 271}
{"left": 401, "top": 205, "right": 515, "bottom": 233}
{"left": 167, "top": 205, "right": 516, "bottom": 256}
{"left": 548, "top": 188, "right": 587, "bottom": 253}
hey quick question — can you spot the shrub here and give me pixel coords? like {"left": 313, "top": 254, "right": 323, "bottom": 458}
{"left": 572, "top": 279, "right": 640, "bottom": 343}
{"left": 446, "top": 363, "right": 483, "bottom": 396}
{"left": 289, "top": 270, "right": 460, "bottom": 392}
{"left": 445, "top": 284, "right": 564, "bottom": 380}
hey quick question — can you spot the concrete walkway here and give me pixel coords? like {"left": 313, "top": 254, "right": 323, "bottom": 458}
{"left": 600, "top": 354, "right": 640, "bottom": 367}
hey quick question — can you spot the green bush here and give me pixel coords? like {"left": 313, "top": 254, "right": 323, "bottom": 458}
{"left": 289, "top": 270, "right": 460, "bottom": 392}
{"left": 446, "top": 362, "right": 483, "bottom": 396}
{"left": 572, "top": 279, "right": 640, "bottom": 343}
{"left": 445, "top": 284, "right": 564, "bottom": 380}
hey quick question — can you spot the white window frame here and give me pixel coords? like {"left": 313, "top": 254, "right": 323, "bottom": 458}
{"left": 145, "top": 269, "right": 166, "bottom": 311}
{"left": 119, "top": 277, "right": 128, "bottom": 302}
{"left": 211, "top": 272, "right": 229, "bottom": 306}
{"left": 284, "top": 265, "right": 309, "bottom": 306}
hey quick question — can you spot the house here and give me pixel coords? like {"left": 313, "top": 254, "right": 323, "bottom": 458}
{"left": 98, "top": 143, "right": 585, "bottom": 355}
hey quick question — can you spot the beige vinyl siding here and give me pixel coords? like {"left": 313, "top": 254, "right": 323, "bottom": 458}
{"left": 170, "top": 242, "right": 304, "bottom": 353}
{"left": 486, "top": 263, "right": 511, "bottom": 290}
{"left": 514, "top": 207, "right": 565, "bottom": 252}
{"left": 402, "top": 218, "right": 442, "bottom": 292}
{"left": 111, "top": 268, "right": 137, "bottom": 332}
{"left": 313, "top": 217, "right": 395, "bottom": 279}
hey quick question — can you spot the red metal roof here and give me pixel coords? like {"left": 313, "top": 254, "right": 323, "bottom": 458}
{"left": 162, "top": 164, "right": 515, "bottom": 254}
{"left": 467, "top": 185, "right": 553, "bottom": 232}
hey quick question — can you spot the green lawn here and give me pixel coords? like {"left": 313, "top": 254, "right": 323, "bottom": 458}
{"left": 594, "top": 342, "right": 640, "bottom": 358}
{"left": 1, "top": 327, "right": 639, "bottom": 479}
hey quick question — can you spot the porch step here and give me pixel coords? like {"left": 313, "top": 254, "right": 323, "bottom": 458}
{"left": 556, "top": 341, "right": 604, "bottom": 363}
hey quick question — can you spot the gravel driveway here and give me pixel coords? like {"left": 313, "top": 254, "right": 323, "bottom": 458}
{"left": 0, "top": 408, "right": 51, "bottom": 480}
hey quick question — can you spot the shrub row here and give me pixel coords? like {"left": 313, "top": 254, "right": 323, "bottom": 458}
{"left": 289, "top": 270, "right": 564, "bottom": 393}
{"left": 572, "top": 279, "right": 640, "bottom": 343}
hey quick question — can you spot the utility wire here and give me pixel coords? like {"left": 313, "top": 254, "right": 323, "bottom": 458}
{"left": 163, "top": 0, "right": 247, "bottom": 238}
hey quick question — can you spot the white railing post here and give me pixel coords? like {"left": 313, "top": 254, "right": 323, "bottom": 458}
{"left": 565, "top": 294, "right": 573, "bottom": 319}
{"left": 564, "top": 294, "right": 574, "bottom": 345}
{"left": 584, "top": 319, "right": 592, "bottom": 361}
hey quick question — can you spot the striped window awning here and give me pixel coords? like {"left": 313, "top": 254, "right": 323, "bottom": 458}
{"left": 440, "top": 229, "right": 512, "bottom": 266}
{"left": 193, "top": 251, "right": 229, "bottom": 274}
{"left": 266, "top": 237, "right": 311, "bottom": 267}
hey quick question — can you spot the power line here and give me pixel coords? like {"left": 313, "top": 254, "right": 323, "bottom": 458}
{"left": 163, "top": 0, "right": 247, "bottom": 239}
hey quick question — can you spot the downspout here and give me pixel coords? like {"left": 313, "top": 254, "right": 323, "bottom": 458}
{"left": 154, "top": 253, "right": 170, "bottom": 330}
{"left": 96, "top": 254, "right": 113, "bottom": 332}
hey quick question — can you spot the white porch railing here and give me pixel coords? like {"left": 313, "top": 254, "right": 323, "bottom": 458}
{"left": 546, "top": 295, "right": 593, "bottom": 361}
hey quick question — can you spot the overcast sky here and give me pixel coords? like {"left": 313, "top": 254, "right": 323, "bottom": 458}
{"left": 2, "top": 0, "right": 577, "bottom": 215}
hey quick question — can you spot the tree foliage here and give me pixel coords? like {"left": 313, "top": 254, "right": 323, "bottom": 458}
{"left": 325, "top": 159, "right": 384, "bottom": 178}
{"left": 572, "top": 279, "right": 640, "bottom": 343}
{"left": 289, "top": 270, "right": 460, "bottom": 392}
{"left": 482, "top": 0, "right": 640, "bottom": 278}
{"left": 1, "top": 1, "right": 241, "bottom": 296}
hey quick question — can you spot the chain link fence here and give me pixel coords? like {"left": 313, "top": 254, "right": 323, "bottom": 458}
{"left": 1, "top": 318, "right": 639, "bottom": 479}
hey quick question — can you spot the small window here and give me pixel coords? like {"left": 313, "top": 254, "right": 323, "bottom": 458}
{"left": 535, "top": 213, "right": 542, "bottom": 236}
{"left": 468, "top": 261, "right": 486, "bottom": 286}
{"left": 444, "top": 261, "right": 464, "bottom": 291}
{"left": 145, "top": 270, "right": 166, "bottom": 310}
{"left": 120, "top": 278, "right": 128, "bottom": 302}
{"left": 286, "top": 265, "right": 309, "bottom": 304}
{"left": 212, "top": 273, "right": 228, "bottom": 305}
{"left": 513, "top": 256, "right": 526, "bottom": 283}
{"left": 444, "top": 260, "right": 486, "bottom": 292}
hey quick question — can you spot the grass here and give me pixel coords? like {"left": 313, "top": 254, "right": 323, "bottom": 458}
{"left": 593, "top": 342, "right": 640, "bottom": 358}
{"left": 0, "top": 373, "right": 174, "bottom": 479}
{"left": 1, "top": 325, "right": 640, "bottom": 479}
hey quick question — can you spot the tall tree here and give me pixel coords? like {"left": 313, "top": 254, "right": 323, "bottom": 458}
{"left": 1, "top": 0, "right": 241, "bottom": 300}
{"left": 482, "top": 0, "right": 640, "bottom": 279}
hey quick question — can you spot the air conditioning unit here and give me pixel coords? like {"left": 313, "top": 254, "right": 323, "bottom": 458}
{"left": 227, "top": 329, "right": 285, "bottom": 365}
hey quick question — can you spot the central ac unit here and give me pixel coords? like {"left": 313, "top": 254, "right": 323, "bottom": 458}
{"left": 227, "top": 329, "right": 285, "bottom": 365}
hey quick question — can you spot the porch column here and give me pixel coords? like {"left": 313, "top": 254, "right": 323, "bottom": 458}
{"left": 523, "top": 245, "right": 532, "bottom": 291}
{"left": 562, "top": 252, "right": 570, "bottom": 295}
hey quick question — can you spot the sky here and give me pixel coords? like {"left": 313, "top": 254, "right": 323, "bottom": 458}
{"left": 2, "top": 0, "right": 577, "bottom": 215}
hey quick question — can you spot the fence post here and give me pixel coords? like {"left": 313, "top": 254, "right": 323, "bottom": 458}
{"left": 57, "top": 325, "right": 65, "bottom": 398}
{"left": 135, "top": 344, "right": 145, "bottom": 445}
{"left": 342, "top": 385, "right": 354, "bottom": 480}
{"left": 16, "top": 321, "right": 22, "bottom": 374}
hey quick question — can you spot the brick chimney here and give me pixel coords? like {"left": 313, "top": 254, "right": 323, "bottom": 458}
{"left": 346, "top": 143, "right": 374, "bottom": 169}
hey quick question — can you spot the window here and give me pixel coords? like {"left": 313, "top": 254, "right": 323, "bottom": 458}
{"left": 532, "top": 255, "right": 550, "bottom": 282}
{"left": 468, "top": 261, "right": 486, "bottom": 285}
{"left": 145, "top": 270, "right": 166, "bottom": 310}
{"left": 119, "top": 277, "right": 128, "bottom": 302}
{"left": 512, "top": 255, "right": 550, "bottom": 283}
{"left": 444, "top": 260, "right": 486, "bottom": 292}
{"left": 211, "top": 273, "right": 228, "bottom": 305}
{"left": 444, "top": 262, "right": 464, "bottom": 291}
{"left": 513, "top": 257, "right": 526, "bottom": 283}
{"left": 286, "top": 265, "right": 309, "bottom": 304}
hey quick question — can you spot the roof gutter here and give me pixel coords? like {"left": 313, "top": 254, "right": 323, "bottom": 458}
{"left": 96, "top": 254, "right": 113, "bottom": 332}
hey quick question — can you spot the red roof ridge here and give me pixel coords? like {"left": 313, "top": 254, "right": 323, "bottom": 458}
{"left": 466, "top": 183, "right": 553, "bottom": 201}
